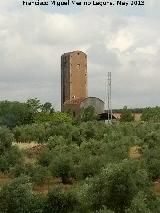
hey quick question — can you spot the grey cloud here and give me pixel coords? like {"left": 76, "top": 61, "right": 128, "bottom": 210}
{"left": 0, "top": 0, "right": 160, "bottom": 109}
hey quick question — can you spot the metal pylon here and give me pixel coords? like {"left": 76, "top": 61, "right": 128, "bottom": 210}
{"left": 107, "top": 72, "right": 112, "bottom": 123}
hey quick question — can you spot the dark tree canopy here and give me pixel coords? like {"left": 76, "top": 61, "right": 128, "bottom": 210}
{"left": 0, "top": 101, "right": 33, "bottom": 128}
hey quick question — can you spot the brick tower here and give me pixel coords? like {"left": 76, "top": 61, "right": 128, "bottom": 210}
{"left": 61, "top": 50, "right": 87, "bottom": 111}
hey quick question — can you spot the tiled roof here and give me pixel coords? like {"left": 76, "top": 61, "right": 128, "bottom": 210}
{"left": 62, "top": 50, "right": 87, "bottom": 56}
{"left": 64, "top": 97, "right": 86, "bottom": 105}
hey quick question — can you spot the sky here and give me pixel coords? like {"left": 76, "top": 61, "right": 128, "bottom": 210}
{"left": 0, "top": 0, "right": 160, "bottom": 110}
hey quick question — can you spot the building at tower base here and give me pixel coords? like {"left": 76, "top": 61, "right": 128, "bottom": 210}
{"left": 63, "top": 97, "right": 104, "bottom": 119}
{"left": 61, "top": 50, "right": 104, "bottom": 119}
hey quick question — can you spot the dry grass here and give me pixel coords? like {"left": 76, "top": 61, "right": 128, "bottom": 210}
{"left": 0, "top": 173, "right": 11, "bottom": 186}
{"left": 12, "top": 142, "right": 38, "bottom": 150}
{"left": 24, "top": 157, "right": 37, "bottom": 165}
{"left": 153, "top": 180, "right": 160, "bottom": 195}
{"left": 33, "top": 178, "right": 61, "bottom": 195}
{"left": 12, "top": 142, "right": 46, "bottom": 170}
{"left": 0, "top": 174, "right": 73, "bottom": 195}
{"left": 33, "top": 178, "right": 74, "bottom": 195}
{"left": 129, "top": 146, "right": 142, "bottom": 159}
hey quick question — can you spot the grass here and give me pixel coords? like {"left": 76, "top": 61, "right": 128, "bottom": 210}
{"left": 33, "top": 177, "right": 73, "bottom": 195}
{"left": 129, "top": 146, "right": 142, "bottom": 159}
{"left": 0, "top": 173, "right": 11, "bottom": 187}
{"left": 12, "top": 142, "right": 38, "bottom": 150}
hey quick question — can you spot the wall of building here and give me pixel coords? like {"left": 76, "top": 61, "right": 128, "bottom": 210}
{"left": 63, "top": 97, "right": 105, "bottom": 119}
{"left": 61, "top": 53, "right": 70, "bottom": 110}
{"left": 61, "top": 51, "right": 87, "bottom": 111}
{"left": 70, "top": 51, "right": 87, "bottom": 100}
{"left": 113, "top": 112, "right": 142, "bottom": 121}
{"left": 133, "top": 113, "right": 142, "bottom": 121}
{"left": 80, "top": 97, "right": 104, "bottom": 114}
{"left": 63, "top": 103, "right": 80, "bottom": 118}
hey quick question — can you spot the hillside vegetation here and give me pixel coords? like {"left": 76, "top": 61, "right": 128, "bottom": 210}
{"left": 1, "top": 99, "right": 160, "bottom": 212}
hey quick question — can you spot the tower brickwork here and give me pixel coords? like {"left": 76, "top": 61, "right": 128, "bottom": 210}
{"left": 61, "top": 51, "right": 87, "bottom": 111}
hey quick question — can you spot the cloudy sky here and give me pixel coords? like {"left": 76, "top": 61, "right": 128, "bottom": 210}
{"left": 0, "top": 0, "right": 160, "bottom": 110}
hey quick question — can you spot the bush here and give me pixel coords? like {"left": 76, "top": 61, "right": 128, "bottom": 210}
{"left": 10, "top": 161, "right": 26, "bottom": 177}
{"left": 13, "top": 124, "right": 46, "bottom": 143}
{"left": 0, "top": 155, "right": 9, "bottom": 172}
{"left": 44, "top": 185, "right": 77, "bottom": 213}
{"left": 0, "top": 176, "right": 45, "bottom": 213}
{"left": 47, "top": 136, "right": 68, "bottom": 149}
{"left": 80, "top": 106, "right": 97, "bottom": 122}
{"left": 141, "top": 107, "right": 160, "bottom": 122}
{"left": 38, "top": 148, "right": 53, "bottom": 167}
{"left": 49, "top": 154, "right": 74, "bottom": 184}
{"left": 0, "top": 128, "right": 23, "bottom": 173}
{"left": 0, "top": 101, "right": 34, "bottom": 128}
{"left": 120, "top": 107, "right": 134, "bottom": 122}
{"left": 81, "top": 160, "right": 150, "bottom": 212}
{"left": 6, "top": 145, "right": 24, "bottom": 166}
{"left": 34, "top": 112, "right": 73, "bottom": 124}
{"left": 126, "top": 191, "right": 160, "bottom": 213}
{"left": 76, "top": 154, "right": 103, "bottom": 180}
{"left": 144, "top": 146, "right": 160, "bottom": 180}
{"left": 0, "top": 127, "right": 13, "bottom": 154}
{"left": 31, "top": 165, "right": 51, "bottom": 185}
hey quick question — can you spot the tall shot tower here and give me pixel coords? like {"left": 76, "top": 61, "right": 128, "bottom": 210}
{"left": 61, "top": 51, "right": 88, "bottom": 111}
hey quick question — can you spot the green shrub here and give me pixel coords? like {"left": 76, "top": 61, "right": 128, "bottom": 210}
{"left": 0, "top": 176, "right": 45, "bottom": 213}
{"left": 34, "top": 112, "right": 73, "bottom": 124}
{"left": 126, "top": 191, "right": 160, "bottom": 213}
{"left": 31, "top": 165, "right": 51, "bottom": 185}
{"left": 49, "top": 154, "right": 74, "bottom": 184}
{"left": 0, "top": 128, "right": 23, "bottom": 173}
{"left": 144, "top": 146, "right": 160, "bottom": 180}
{"left": 13, "top": 124, "right": 46, "bottom": 143}
{"left": 0, "top": 127, "right": 13, "bottom": 154}
{"left": 120, "top": 106, "right": 134, "bottom": 122}
{"left": 38, "top": 148, "right": 53, "bottom": 167}
{"left": 45, "top": 186, "right": 77, "bottom": 213}
{"left": 0, "top": 155, "right": 9, "bottom": 172}
{"left": 81, "top": 160, "right": 150, "bottom": 212}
